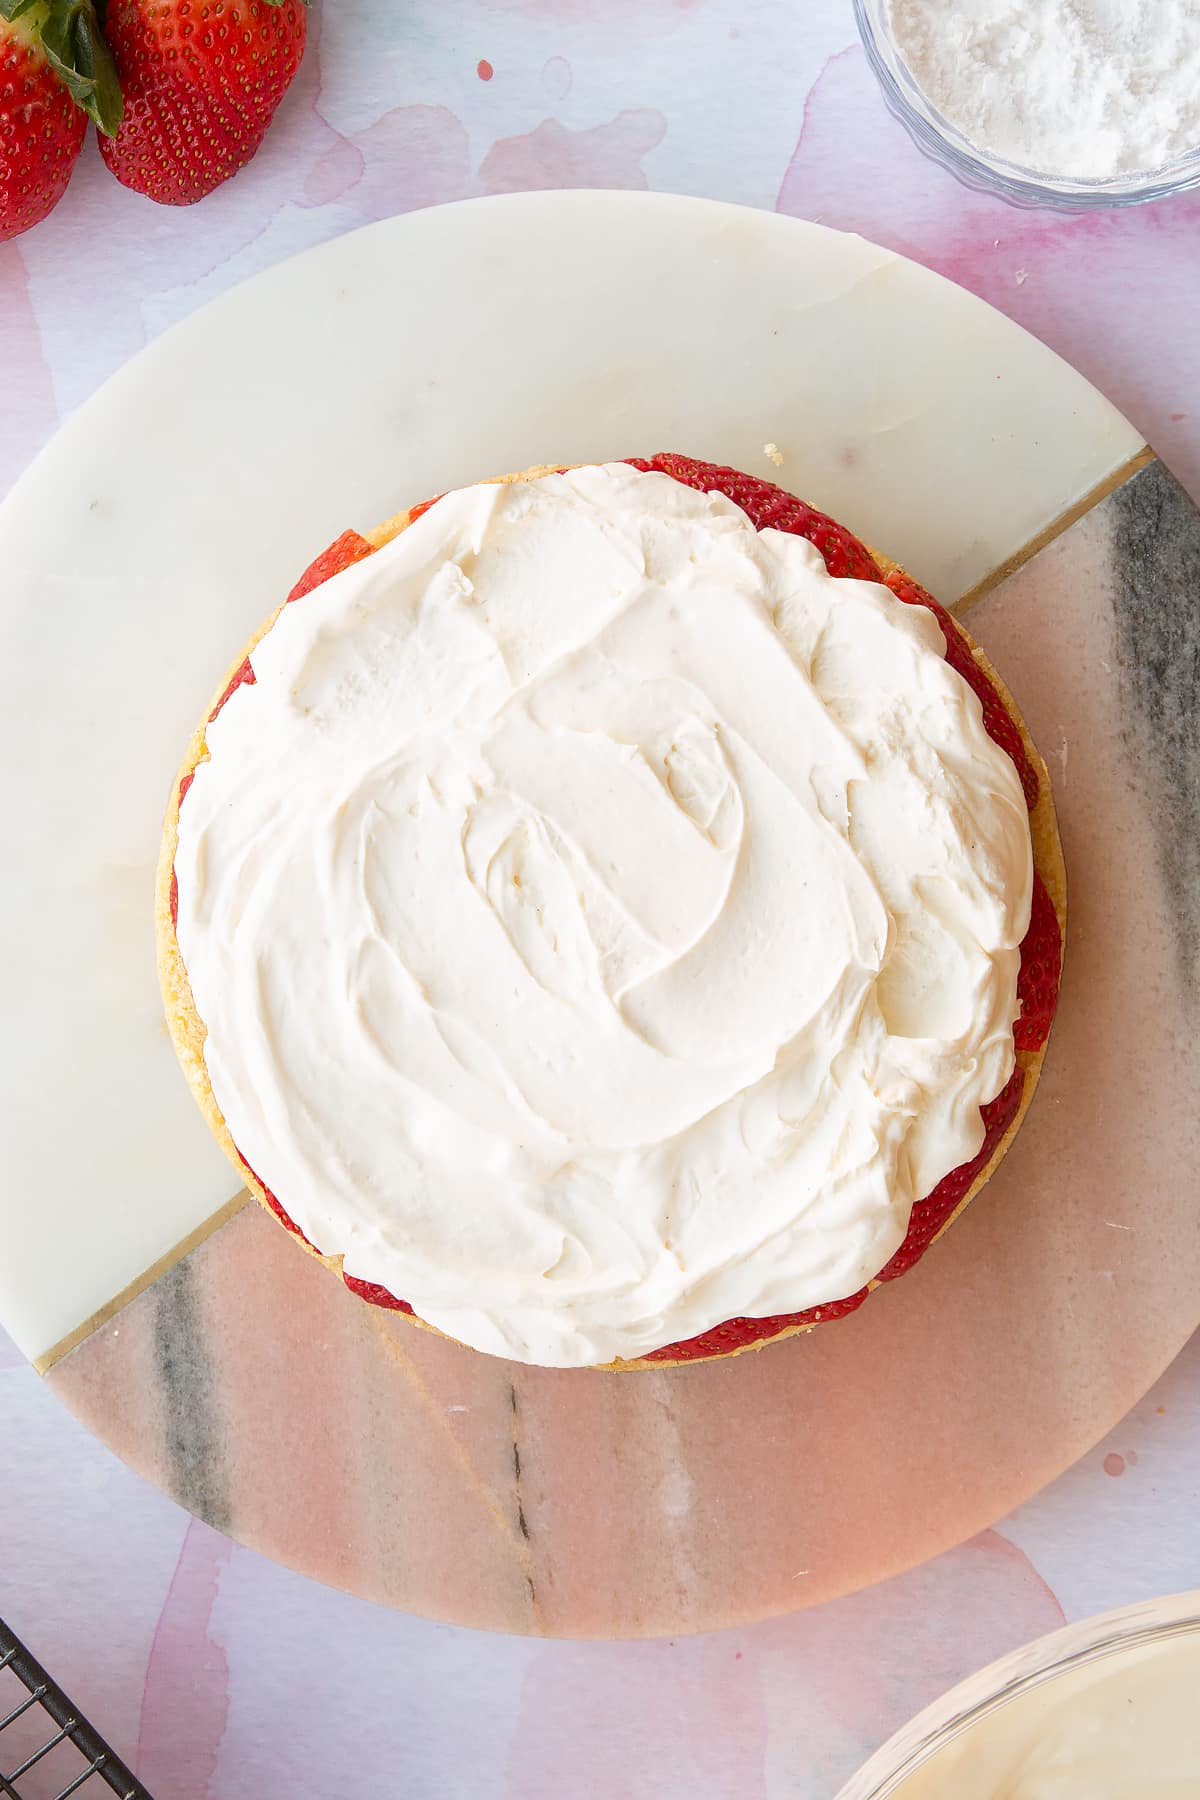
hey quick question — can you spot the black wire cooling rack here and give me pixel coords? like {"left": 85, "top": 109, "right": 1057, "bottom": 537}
{"left": 0, "top": 1617, "right": 153, "bottom": 1800}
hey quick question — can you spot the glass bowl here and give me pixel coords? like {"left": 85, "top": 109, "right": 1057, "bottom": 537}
{"left": 853, "top": 0, "right": 1200, "bottom": 209}
{"left": 836, "top": 1589, "right": 1200, "bottom": 1797}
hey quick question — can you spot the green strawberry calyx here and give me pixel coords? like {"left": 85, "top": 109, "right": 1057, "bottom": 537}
{"left": 0, "top": 0, "right": 123, "bottom": 136}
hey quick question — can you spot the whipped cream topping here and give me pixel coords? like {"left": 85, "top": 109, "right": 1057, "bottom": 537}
{"left": 174, "top": 464, "right": 1033, "bottom": 1367}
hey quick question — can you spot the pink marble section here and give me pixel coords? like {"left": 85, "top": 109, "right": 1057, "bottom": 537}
{"left": 45, "top": 464, "right": 1200, "bottom": 1638}
{"left": 50, "top": 1203, "right": 540, "bottom": 1634}
{"left": 11, "top": 1332, "right": 1199, "bottom": 1796}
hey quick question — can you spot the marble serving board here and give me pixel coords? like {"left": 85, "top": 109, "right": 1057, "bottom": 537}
{"left": 1, "top": 194, "right": 1196, "bottom": 1638}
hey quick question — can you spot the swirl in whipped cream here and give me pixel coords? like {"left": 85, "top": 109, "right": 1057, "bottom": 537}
{"left": 174, "top": 464, "right": 1033, "bottom": 1367}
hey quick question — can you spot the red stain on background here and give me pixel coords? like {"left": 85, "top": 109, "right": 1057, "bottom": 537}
{"left": 480, "top": 109, "right": 666, "bottom": 193}
{"left": 483, "top": 0, "right": 698, "bottom": 15}
{"left": 136, "top": 1521, "right": 232, "bottom": 1793}
{"left": 1104, "top": 1452, "right": 1126, "bottom": 1476}
{"left": 343, "top": 104, "right": 472, "bottom": 214}
{"left": 0, "top": 243, "right": 59, "bottom": 497}
{"left": 477, "top": 58, "right": 494, "bottom": 80}
{"left": 303, "top": 132, "right": 366, "bottom": 206}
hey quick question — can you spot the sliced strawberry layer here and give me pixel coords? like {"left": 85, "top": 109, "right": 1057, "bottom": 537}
{"left": 1015, "top": 872, "right": 1062, "bottom": 1053}
{"left": 641, "top": 1285, "right": 872, "bottom": 1365}
{"left": 176, "top": 461, "right": 1061, "bottom": 1359}
{"left": 627, "top": 453, "right": 883, "bottom": 581}
{"left": 407, "top": 495, "right": 444, "bottom": 526}
{"left": 875, "top": 1064, "right": 1025, "bottom": 1282}
{"left": 214, "top": 656, "right": 256, "bottom": 714}
{"left": 644, "top": 1065, "right": 1027, "bottom": 1361}
{"left": 207, "top": 532, "right": 376, "bottom": 731}
{"left": 286, "top": 528, "right": 374, "bottom": 603}
{"left": 883, "top": 569, "right": 1040, "bottom": 812}
{"left": 168, "top": 534, "right": 374, "bottom": 928}
{"left": 255, "top": 1160, "right": 416, "bottom": 1314}
{"left": 239, "top": 1162, "right": 312, "bottom": 1246}
{"left": 167, "top": 768, "right": 196, "bottom": 928}
{"left": 629, "top": 458, "right": 1040, "bottom": 810}
{"left": 342, "top": 1276, "right": 415, "bottom": 1316}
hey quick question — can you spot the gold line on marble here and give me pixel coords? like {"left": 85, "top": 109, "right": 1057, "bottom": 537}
{"left": 363, "top": 1311, "right": 545, "bottom": 1629}
{"left": 34, "top": 1190, "right": 253, "bottom": 1376}
{"left": 952, "top": 445, "right": 1156, "bottom": 617}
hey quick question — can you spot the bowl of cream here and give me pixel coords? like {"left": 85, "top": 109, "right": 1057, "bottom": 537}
{"left": 837, "top": 1589, "right": 1200, "bottom": 1797}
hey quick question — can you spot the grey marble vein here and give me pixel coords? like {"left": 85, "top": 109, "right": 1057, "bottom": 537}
{"left": 509, "top": 1382, "right": 536, "bottom": 1611}
{"left": 1112, "top": 460, "right": 1200, "bottom": 1007}
{"left": 152, "top": 1260, "right": 232, "bottom": 1533}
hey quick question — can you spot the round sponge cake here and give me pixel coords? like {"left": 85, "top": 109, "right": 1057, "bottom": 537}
{"left": 156, "top": 458, "right": 1066, "bottom": 1369}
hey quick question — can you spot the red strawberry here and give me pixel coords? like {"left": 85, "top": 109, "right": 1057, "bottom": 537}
{"left": 167, "top": 764, "right": 195, "bottom": 924}
{"left": 1, "top": 0, "right": 120, "bottom": 242}
{"left": 626, "top": 453, "right": 883, "bottom": 581}
{"left": 211, "top": 653, "right": 255, "bottom": 716}
{"left": 252, "top": 1147, "right": 416, "bottom": 1315}
{"left": 98, "top": 0, "right": 308, "bottom": 205}
{"left": 171, "top": 528, "right": 373, "bottom": 923}
{"left": 883, "top": 569, "right": 1040, "bottom": 811}
{"left": 286, "top": 527, "right": 374, "bottom": 603}
{"left": 876, "top": 1065, "right": 1026, "bottom": 1282}
{"left": 407, "top": 494, "right": 444, "bottom": 527}
{"left": 342, "top": 1274, "right": 414, "bottom": 1317}
{"left": 1015, "top": 871, "right": 1062, "bottom": 1052}
{"left": 642, "top": 1286, "right": 871, "bottom": 1365}
{"left": 207, "top": 531, "right": 376, "bottom": 723}
{"left": 256, "top": 1157, "right": 417, "bottom": 1314}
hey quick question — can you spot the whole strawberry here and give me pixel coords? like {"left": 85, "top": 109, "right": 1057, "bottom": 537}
{"left": 0, "top": 0, "right": 120, "bottom": 241}
{"left": 99, "top": 0, "right": 308, "bottom": 205}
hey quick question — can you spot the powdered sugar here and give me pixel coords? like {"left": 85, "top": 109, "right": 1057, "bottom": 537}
{"left": 887, "top": 0, "right": 1200, "bottom": 179}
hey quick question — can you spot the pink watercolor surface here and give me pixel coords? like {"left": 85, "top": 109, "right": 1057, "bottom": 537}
{"left": 777, "top": 46, "right": 1200, "bottom": 497}
{"left": 6, "top": 1320, "right": 1198, "bottom": 1798}
{"left": 2, "top": 2, "right": 1199, "bottom": 1795}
